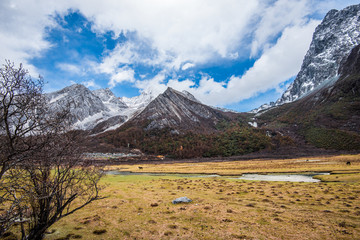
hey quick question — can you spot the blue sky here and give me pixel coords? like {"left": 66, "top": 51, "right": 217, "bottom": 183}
{"left": 1, "top": 0, "right": 359, "bottom": 112}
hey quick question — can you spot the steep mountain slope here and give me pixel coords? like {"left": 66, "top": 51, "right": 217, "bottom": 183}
{"left": 279, "top": 4, "right": 360, "bottom": 104}
{"left": 257, "top": 44, "right": 360, "bottom": 150}
{"left": 253, "top": 4, "right": 360, "bottom": 112}
{"left": 126, "top": 87, "right": 232, "bottom": 133}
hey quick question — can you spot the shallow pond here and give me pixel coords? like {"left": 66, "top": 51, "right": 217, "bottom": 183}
{"left": 236, "top": 173, "right": 330, "bottom": 182}
{"left": 106, "top": 171, "right": 330, "bottom": 182}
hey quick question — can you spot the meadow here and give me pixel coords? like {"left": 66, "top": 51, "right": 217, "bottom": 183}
{"left": 36, "top": 155, "right": 360, "bottom": 239}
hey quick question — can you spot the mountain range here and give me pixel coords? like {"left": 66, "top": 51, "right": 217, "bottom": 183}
{"left": 46, "top": 84, "right": 154, "bottom": 133}
{"left": 47, "top": 4, "right": 360, "bottom": 158}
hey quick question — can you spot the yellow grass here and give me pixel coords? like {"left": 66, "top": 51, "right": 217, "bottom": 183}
{"left": 105, "top": 154, "right": 360, "bottom": 175}
{"left": 6, "top": 154, "right": 360, "bottom": 239}
{"left": 42, "top": 173, "right": 360, "bottom": 239}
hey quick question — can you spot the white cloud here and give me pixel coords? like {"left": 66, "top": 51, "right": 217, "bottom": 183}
{"left": 0, "top": 0, "right": 356, "bottom": 108}
{"left": 251, "top": 0, "right": 311, "bottom": 57}
{"left": 0, "top": 1, "right": 68, "bottom": 74}
{"left": 134, "top": 73, "right": 167, "bottom": 96}
{"left": 208, "top": 20, "right": 320, "bottom": 106}
{"left": 137, "top": 20, "right": 320, "bottom": 106}
{"left": 312, "top": 0, "right": 360, "bottom": 15}
{"left": 57, "top": 63, "right": 82, "bottom": 75}
{"left": 77, "top": 0, "right": 260, "bottom": 70}
{"left": 109, "top": 67, "right": 135, "bottom": 87}
{"left": 98, "top": 42, "right": 137, "bottom": 74}
{"left": 181, "top": 63, "right": 195, "bottom": 71}
{"left": 82, "top": 79, "right": 100, "bottom": 88}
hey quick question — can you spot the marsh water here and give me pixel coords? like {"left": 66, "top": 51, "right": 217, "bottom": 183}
{"left": 106, "top": 171, "right": 330, "bottom": 182}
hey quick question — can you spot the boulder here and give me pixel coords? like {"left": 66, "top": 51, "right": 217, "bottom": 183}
{"left": 172, "top": 197, "right": 192, "bottom": 204}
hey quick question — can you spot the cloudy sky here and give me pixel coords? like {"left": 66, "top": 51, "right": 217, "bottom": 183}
{"left": 0, "top": 0, "right": 358, "bottom": 111}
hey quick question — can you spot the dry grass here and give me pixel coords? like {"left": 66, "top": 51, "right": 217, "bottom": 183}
{"left": 7, "top": 155, "right": 360, "bottom": 239}
{"left": 105, "top": 154, "right": 360, "bottom": 175}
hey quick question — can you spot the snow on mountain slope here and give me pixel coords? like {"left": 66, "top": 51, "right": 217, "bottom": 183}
{"left": 121, "top": 91, "right": 155, "bottom": 109}
{"left": 252, "top": 4, "right": 360, "bottom": 113}
{"left": 46, "top": 84, "right": 108, "bottom": 127}
{"left": 46, "top": 84, "right": 129, "bottom": 131}
{"left": 279, "top": 4, "right": 360, "bottom": 104}
{"left": 119, "top": 91, "right": 158, "bottom": 120}
{"left": 92, "top": 88, "right": 127, "bottom": 113}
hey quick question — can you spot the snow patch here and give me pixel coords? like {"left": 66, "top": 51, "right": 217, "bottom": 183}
{"left": 49, "top": 93, "right": 68, "bottom": 103}
{"left": 248, "top": 122, "right": 258, "bottom": 128}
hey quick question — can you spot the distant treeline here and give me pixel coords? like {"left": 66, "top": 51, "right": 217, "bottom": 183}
{"left": 99, "top": 120, "right": 291, "bottom": 159}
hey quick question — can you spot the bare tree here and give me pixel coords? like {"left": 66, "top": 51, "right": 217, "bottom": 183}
{"left": 0, "top": 61, "right": 103, "bottom": 239}
{"left": 8, "top": 131, "right": 103, "bottom": 240}
{"left": 0, "top": 60, "right": 45, "bottom": 180}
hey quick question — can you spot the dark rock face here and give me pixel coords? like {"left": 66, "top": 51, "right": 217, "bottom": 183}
{"left": 131, "top": 87, "right": 228, "bottom": 132}
{"left": 278, "top": 4, "right": 360, "bottom": 105}
{"left": 338, "top": 44, "right": 360, "bottom": 76}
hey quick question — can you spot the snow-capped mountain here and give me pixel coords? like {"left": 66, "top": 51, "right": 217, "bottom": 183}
{"left": 92, "top": 88, "right": 128, "bottom": 111}
{"left": 255, "top": 44, "right": 360, "bottom": 150}
{"left": 46, "top": 84, "right": 110, "bottom": 128}
{"left": 121, "top": 91, "right": 155, "bottom": 109}
{"left": 46, "top": 84, "right": 166, "bottom": 133}
{"left": 253, "top": 4, "right": 360, "bottom": 113}
{"left": 46, "top": 84, "right": 227, "bottom": 134}
{"left": 46, "top": 84, "right": 130, "bottom": 132}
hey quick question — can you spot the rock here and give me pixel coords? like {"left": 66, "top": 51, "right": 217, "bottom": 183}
{"left": 172, "top": 197, "right": 192, "bottom": 204}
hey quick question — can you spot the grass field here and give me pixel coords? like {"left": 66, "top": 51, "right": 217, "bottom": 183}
{"left": 19, "top": 155, "right": 360, "bottom": 239}
{"left": 106, "top": 154, "right": 360, "bottom": 175}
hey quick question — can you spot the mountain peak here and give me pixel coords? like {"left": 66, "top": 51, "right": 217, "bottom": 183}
{"left": 278, "top": 4, "right": 360, "bottom": 103}
{"left": 165, "top": 86, "right": 175, "bottom": 92}
{"left": 128, "top": 86, "right": 228, "bottom": 132}
{"left": 62, "top": 83, "right": 88, "bottom": 92}
{"left": 162, "top": 87, "right": 200, "bottom": 103}
{"left": 324, "top": 9, "right": 338, "bottom": 21}
{"left": 92, "top": 88, "right": 128, "bottom": 110}
{"left": 252, "top": 3, "right": 360, "bottom": 114}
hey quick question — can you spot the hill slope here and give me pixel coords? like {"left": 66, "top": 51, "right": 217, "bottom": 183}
{"left": 257, "top": 44, "right": 360, "bottom": 150}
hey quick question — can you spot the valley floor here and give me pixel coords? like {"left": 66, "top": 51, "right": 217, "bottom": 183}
{"left": 42, "top": 155, "right": 360, "bottom": 239}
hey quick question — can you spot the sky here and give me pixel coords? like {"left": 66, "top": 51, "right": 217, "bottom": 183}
{"left": 0, "top": 0, "right": 359, "bottom": 112}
